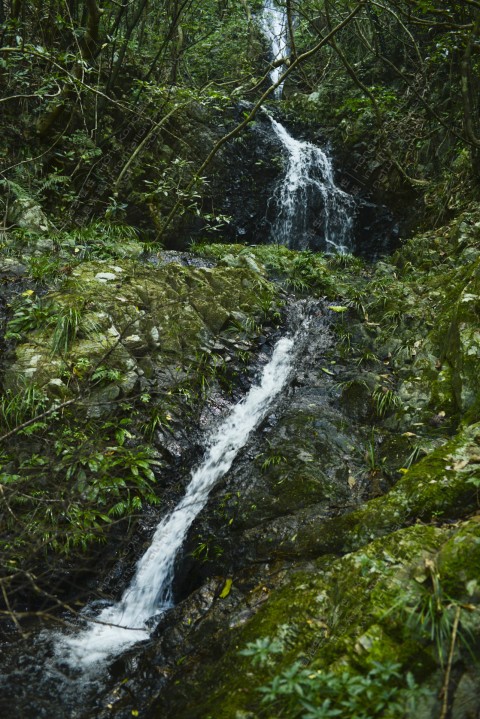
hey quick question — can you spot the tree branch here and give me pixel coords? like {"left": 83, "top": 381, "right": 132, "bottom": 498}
{"left": 439, "top": 605, "right": 461, "bottom": 719}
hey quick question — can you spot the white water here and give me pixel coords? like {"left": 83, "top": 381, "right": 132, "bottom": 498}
{"left": 260, "top": 0, "right": 289, "bottom": 97}
{"left": 54, "top": 334, "right": 296, "bottom": 669}
{"left": 259, "top": 1, "right": 356, "bottom": 252}
{"left": 269, "top": 117, "right": 356, "bottom": 252}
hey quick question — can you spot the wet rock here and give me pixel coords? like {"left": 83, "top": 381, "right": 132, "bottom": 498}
{"left": 6, "top": 206, "right": 480, "bottom": 719}
{"left": 0, "top": 258, "right": 27, "bottom": 276}
{"left": 450, "top": 671, "right": 480, "bottom": 719}
{"left": 148, "top": 520, "right": 480, "bottom": 719}
{"left": 174, "top": 310, "right": 370, "bottom": 595}
{"left": 86, "top": 384, "right": 121, "bottom": 418}
{"left": 246, "top": 422, "right": 479, "bottom": 560}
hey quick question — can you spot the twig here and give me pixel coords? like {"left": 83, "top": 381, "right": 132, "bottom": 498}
{"left": 439, "top": 604, "right": 461, "bottom": 719}
{"left": 0, "top": 82, "right": 62, "bottom": 104}
{"left": 113, "top": 101, "right": 190, "bottom": 191}
{"left": 0, "top": 398, "right": 77, "bottom": 444}
{"left": 1, "top": 583, "right": 27, "bottom": 638}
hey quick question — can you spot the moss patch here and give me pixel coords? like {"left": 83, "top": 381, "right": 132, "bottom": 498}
{"left": 164, "top": 520, "right": 480, "bottom": 719}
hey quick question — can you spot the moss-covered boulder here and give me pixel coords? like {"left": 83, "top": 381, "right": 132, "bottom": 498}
{"left": 4, "top": 259, "right": 278, "bottom": 415}
{"left": 241, "top": 422, "right": 480, "bottom": 560}
{"left": 153, "top": 520, "right": 480, "bottom": 719}
{"left": 0, "top": 257, "right": 280, "bottom": 569}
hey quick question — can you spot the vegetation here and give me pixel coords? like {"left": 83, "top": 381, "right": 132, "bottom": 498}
{"left": 1, "top": 0, "right": 479, "bottom": 237}
{"left": 1, "top": 1, "right": 480, "bottom": 718}
{"left": 254, "top": 660, "right": 422, "bottom": 719}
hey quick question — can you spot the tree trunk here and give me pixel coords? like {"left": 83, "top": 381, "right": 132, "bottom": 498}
{"left": 81, "top": 0, "right": 102, "bottom": 61}
{"left": 461, "top": 11, "right": 480, "bottom": 175}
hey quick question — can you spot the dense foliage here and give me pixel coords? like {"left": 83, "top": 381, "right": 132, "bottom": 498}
{"left": 1, "top": 1, "right": 479, "bottom": 234}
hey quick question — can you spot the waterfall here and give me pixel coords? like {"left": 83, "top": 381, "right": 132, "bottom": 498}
{"left": 54, "top": 333, "right": 297, "bottom": 669}
{"left": 51, "top": 0, "right": 356, "bottom": 680}
{"left": 268, "top": 117, "right": 356, "bottom": 253}
{"left": 260, "top": 1, "right": 356, "bottom": 253}
{"left": 260, "top": 0, "right": 289, "bottom": 98}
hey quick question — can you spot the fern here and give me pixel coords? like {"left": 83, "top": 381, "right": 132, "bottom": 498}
{"left": 0, "top": 178, "right": 31, "bottom": 200}
{"left": 36, "top": 173, "right": 70, "bottom": 193}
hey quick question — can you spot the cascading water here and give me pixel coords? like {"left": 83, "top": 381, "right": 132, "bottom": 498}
{"left": 260, "top": 0, "right": 289, "bottom": 98}
{"left": 260, "top": 1, "right": 356, "bottom": 253}
{"left": 53, "top": 333, "right": 297, "bottom": 669}
{"left": 268, "top": 117, "right": 356, "bottom": 253}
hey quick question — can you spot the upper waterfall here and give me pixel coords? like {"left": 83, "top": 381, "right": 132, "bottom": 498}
{"left": 258, "top": 2, "right": 357, "bottom": 253}
{"left": 260, "top": 0, "right": 289, "bottom": 98}
{"left": 267, "top": 116, "right": 356, "bottom": 253}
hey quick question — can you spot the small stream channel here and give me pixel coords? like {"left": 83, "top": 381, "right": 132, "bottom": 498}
{"left": 1, "top": 294, "right": 373, "bottom": 719}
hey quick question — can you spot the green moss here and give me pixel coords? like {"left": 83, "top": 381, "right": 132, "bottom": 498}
{"left": 1, "top": 258, "right": 280, "bottom": 563}
{"left": 243, "top": 423, "right": 479, "bottom": 561}
{"left": 347, "top": 209, "right": 480, "bottom": 429}
{"left": 165, "top": 518, "right": 480, "bottom": 719}
{"left": 5, "top": 260, "right": 278, "bottom": 399}
{"left": 436, "top": 521, "right": 480, "bottom": 599}
{"left": 167, "top": 525, "right": 452, "bottom": 719}
{"left": 190, "top": 243, "right": 357, "bottom": 298}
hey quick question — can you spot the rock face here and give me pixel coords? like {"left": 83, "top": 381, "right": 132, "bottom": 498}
{"left": 172, "top": 301, "right": 369, "bottom": 599}
{"left": 7, "top": 196, "right": 49, "bottom": 233}
{"left": 152, "top": 519, "right": 480, "bottom": 719}
{"left": 85, "top": 208, "right": 480, "bottom": 719}
{"left": 4, "top": 259, "right": 278, "bottom": 417}
{"left": 0, "top": 250, "right": 283, "bottom": 608}
{"left": 187, "top": 111, "right": 399, "bottom": 257}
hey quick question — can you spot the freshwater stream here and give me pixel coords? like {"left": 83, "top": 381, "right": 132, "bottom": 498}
{"left": 54, "top": 333, "right": 297, "bottom": 669}
{"left": 260, "top": 0, "right": 288, "bottom": 97}
{"left": 51, "top": 0, "right": 354, "bottom": 673}
{"left": 261, "top": 1, "right": 356, "bottom": 251}
{"left": 268, "top": 116, "right": 356, "bottom": 252}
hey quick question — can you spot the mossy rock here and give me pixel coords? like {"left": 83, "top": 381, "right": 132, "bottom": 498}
{"left": 4, "top": 260, "right": 278, "bottom": 415}
{"left": 159, "top": 519, "right": 480, "bottom": 719}
{"left": 241, "top": 422, "right": 480, "bottom": 559}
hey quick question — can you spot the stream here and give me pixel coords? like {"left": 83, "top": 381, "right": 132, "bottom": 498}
{"left": 260, "top": 0, "right": 288, "bottom": 97}
{"left": 261, "top": 0, "right": 356, "bottom": 252}
{"left": 54, "top": 331, "right": 298, "bottom": 670}
{"left": 267, "top": 115, "right": 356, "bottom": 252}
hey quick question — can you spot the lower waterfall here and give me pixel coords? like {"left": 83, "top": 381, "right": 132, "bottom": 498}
{"left": 53, "top": 332, "right": 298, "bottom": 669}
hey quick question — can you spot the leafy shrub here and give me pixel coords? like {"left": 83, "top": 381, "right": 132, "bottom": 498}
{"left": 252, "top": 659, "right": 422, "bottom": 719}
{"left": 0, "top": 414, "right": 162, "bottom": 556}
{"left": 5, "top": 292, "right": 56, "bottom": 341}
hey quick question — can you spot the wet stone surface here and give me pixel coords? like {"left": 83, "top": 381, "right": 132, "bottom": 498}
{"left": 61, "top": 302, "right": 375, "bottom": 719}
{"left": 0, "top": 297, "right": 373, "bottom": 719}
